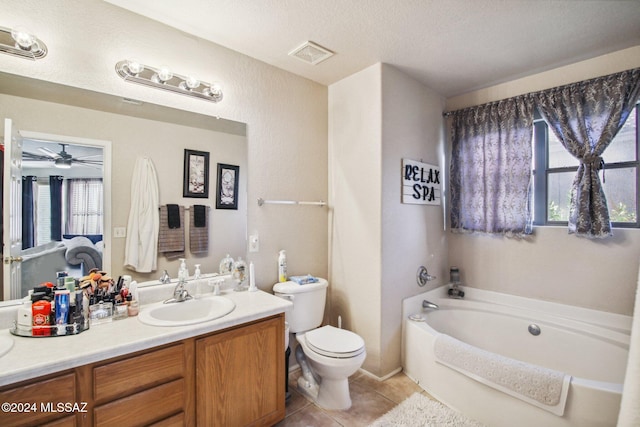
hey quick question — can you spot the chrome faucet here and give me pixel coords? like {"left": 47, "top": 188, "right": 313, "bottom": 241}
{"left": 171, "top": 281, "right": 192, "bottom": 303}
{"left": 159, "top": 269, "right": 171, "bottom": 284}
{"left": 422, "top": 300, "right": 439, "bottom": 310}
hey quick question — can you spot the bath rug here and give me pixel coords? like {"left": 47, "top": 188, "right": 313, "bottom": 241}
{"left": 369, "top": 392, "right": 485, "bottom": 427}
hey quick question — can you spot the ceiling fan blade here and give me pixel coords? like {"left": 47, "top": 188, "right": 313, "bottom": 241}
{"left": 38, "top": 147, "right": 61, "bottom": 159}
{"left": 23, "top": 152, "right": 53, "bottom": 161}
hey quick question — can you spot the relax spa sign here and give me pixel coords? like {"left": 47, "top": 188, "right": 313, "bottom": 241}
{"left": 402, "top": 159, "right": 441, "bottom": 205}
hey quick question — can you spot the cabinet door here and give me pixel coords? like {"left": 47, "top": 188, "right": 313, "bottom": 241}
{"left": 196, "top": 315, "right": 285, "bottom": 426}
{"left": 0, "top": 372, "right": 77, "bottom": 427}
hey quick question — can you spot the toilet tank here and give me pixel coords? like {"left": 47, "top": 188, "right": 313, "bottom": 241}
{"left": 273, "top": 278, "right": 328, "bottom": 333}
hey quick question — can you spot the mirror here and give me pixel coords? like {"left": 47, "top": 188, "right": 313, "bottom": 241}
{"left": 0, "top": 71, "right": 247, "bottom": 303}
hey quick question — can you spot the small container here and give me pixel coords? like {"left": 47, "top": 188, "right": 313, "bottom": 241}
{"left": 114, "top": 302, "right": 128, "bottom": 320}
{"left": 89, "top": 301, "right": 113, "bottom": 326}
{"left": 233, "top": 257, "right": 247, "bottom": 291}
{"left": 219, "top": 254, "right": 234, "bottom": 274}
{"left": 127, "top": 299, "right": 139, "bottom": 317}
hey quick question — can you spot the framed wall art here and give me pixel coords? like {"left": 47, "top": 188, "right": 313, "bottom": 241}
{"left": 216, "top": 163, "right": 239, "bottom": 210}
{"left": 183, "top": 149, "right": 210, "bottom": 198}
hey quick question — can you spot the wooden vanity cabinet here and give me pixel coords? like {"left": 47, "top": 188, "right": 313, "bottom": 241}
{"left": 79, "top": 341, "right": 195, "bottom": 426}
{"left": 196, "top": 315, "right": 285, "bottom": 426}
{"left": 0, "top": 314, "right": 285, "bottom": 427}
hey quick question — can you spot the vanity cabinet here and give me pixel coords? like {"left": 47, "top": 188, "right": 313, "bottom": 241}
{"left": 81, "top": 341, "right": 195, "bottom": 426}
{"left": 0, "top": 314, "right": 285, "bottom": 427}
{"left": 196, "top": 315, "right": 285, "bottom": 426}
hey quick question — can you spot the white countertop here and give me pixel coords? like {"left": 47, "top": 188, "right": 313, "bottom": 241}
{"left": 0, "top": 289, "right": 291, "bottom": 387}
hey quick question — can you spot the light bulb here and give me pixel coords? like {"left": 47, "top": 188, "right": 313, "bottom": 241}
{"left": 10, "top": 27, "right": 36, "bottom": 50}
{"left": 184, "top": 76, "right": 200, "bottom": 90}
{"left": 157, "top": 66, "right": 173, "bottom": 83}
{"left": 126, "top": 59, "right": 144, "bottom": 75}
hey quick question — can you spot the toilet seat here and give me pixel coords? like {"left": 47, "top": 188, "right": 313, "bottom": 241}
{"left": 305, "top": 325, "right": 365, "bottom": 358}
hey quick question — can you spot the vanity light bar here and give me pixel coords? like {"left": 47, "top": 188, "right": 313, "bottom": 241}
{"left": 0, "top": 26, "right": 47, "bottom": 60}
{"left": 115, "top": 60, "right": 223, "bottom": 103}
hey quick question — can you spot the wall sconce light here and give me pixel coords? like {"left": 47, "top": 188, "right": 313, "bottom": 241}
{"left": 0, "top": 25, "right": 47, "bottom": 60}
{"left": 115, "top": 59, "right": 223, "bottom": 103}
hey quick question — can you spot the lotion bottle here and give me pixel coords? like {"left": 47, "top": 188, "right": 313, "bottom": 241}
{"left": 278, "top": 250, "right": 287, "bottom": 283}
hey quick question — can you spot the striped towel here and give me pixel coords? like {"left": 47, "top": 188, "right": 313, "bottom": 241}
{"left": 158, "top": 205, "right": 185, "bottom": 260}
{"left": 189, "top": 205, "right": 209, "bottom": 254}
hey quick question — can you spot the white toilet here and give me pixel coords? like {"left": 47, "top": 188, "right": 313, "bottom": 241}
{"left": 273, "top": 278, "right": 366, "bottom": 410}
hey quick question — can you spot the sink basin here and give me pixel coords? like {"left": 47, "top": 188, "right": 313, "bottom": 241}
{"left": 138, "top": 296, "right": 235, "bottom": 327}
{"left": 0, "top": 334, "right": 14, "bottom": 358}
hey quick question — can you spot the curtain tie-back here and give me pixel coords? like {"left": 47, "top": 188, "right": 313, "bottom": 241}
{"left": 580, "top": 154, "right": 605, "bottom": 183}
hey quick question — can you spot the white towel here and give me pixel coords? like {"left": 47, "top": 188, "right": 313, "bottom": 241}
{"left": 617, "top": 259, "right": 640, "bottom": 426}
{"left": 434, "top": 334, "right": 571, "bottom": 416}
{"left": 124, "top": 157, "right": 159, "bottom": 272}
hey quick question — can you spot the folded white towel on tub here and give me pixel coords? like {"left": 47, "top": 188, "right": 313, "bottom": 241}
{"left": 434, "top": 333, "right": 571, "bottom": 416}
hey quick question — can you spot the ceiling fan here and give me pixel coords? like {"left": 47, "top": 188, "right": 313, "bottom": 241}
{"left": 22, "top": 143, "right": 103, "bottom": 169}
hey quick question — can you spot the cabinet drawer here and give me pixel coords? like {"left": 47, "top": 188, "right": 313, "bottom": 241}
{"left": 0, "top": 372, "right": 76, "bottom": 427}
{"left": 93, "top": 379, "right": 185, "bottom": 427}
{"left": 93, "top": 343, "right": 185, "bottom": 402}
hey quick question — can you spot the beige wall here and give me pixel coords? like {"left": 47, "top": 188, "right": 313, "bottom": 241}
{"left": 1, "top": 0, "right": 328, "bottom": 289}
{"left": 328, "top": 64, "right": 383, "bottom": 374}
{"left": 328, "top": 63, "right": 446, "bottom": 377}
{"left": 380, "top": 64, "right": 447, "bottom": 374}
{"left": 446, "top": 47, "right": 640, "bottom": 315}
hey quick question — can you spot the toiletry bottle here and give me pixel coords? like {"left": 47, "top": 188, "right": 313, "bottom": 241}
{"left": 278, "top": 250, "right": 287, "bottom": 283}
{"left": 178, "top": 258, "right": 188, "bottom": 282}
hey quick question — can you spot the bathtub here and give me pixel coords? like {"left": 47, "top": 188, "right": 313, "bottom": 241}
{"left": 402, "top": 286, "right": 632, "bottom": 427}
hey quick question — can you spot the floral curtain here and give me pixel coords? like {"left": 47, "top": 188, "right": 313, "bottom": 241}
{"left": 534, "top": 68, "right": 640, "bottom": 238}
{"left": 450, "top": 95, "right": 535, "bottom": 236}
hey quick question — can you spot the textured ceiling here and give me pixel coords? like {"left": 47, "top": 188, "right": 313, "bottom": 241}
{"left": 104, "top": 0, "right": 640, "bottom": 97}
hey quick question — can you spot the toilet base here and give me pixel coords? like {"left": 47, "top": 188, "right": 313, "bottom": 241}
{"left": 316, "top": 378, "right": 353, "bottom": 410}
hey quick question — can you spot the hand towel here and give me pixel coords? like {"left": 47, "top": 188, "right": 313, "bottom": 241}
{"left": 193, "top": 204, "right": 207, "bottom": 228}
{"left": 189, "top": 205, "right": 209, "bottom": 254}
{"left": 167, "top": 204, "right": 181, "bottom": 229}
{"left": 158, "top": 205, "right": 185, "bottom": 260}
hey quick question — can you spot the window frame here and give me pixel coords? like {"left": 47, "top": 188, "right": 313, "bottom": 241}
{"left": 532, "top": 105, "right": 640, "bottom": 228}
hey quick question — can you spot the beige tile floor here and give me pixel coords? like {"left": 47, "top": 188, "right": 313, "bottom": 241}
{"left": 275, "top": 369, "right": 432, "bottom": 427}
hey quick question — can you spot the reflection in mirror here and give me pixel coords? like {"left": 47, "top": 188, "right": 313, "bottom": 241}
{"left": 0, "top": 71, "right": 247, "bottom": 304}
{"left": 20, "top": 137, "right": 106, "bottom": 299}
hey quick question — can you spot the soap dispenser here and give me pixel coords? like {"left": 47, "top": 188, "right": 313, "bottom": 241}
{"left": 178, "top": 258, "right": 188, "bottom": 283}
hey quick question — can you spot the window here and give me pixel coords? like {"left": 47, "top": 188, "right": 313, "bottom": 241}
{"left": 532, "top": 105, "right": 639, "bottom": 228}
{"left": 65, "top": 178, "right": 104, "bottom": 235}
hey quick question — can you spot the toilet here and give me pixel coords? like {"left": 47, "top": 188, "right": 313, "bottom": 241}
{"left": 273, "top": 278, "right": 366, "bottom": 410}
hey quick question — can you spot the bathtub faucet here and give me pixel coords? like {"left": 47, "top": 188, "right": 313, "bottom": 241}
{"left": 422, "top": 300, "right": 439, "bottom": 310}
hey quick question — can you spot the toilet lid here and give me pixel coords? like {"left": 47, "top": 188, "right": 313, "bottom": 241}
{"left": 305, "top": 325, "right": 365, "bottom": 358}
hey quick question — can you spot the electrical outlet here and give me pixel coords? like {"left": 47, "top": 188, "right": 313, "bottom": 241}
{"left": 113, "top": 227, "right": 127, "bottom": 238}
{"left": 249, "top": 233, "right": 259, "bottom": 252}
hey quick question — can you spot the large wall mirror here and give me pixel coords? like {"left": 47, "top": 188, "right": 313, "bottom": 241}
{"left": 0, "top": 72, "right": 247, "bottom": 303}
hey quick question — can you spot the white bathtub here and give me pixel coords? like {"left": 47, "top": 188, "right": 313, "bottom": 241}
{"left": 402, "top": 286, "right": 632, "bottom": 427}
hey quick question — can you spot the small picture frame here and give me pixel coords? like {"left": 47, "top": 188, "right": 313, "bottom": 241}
{"left": 216, "top": 163, "right": 239, "bottom": 210}
{"left": 183, "top": 149, "right": 210, "bottom": 198}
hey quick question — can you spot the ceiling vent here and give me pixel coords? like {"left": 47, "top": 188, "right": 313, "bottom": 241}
{"left": 288, "top": 41, "right": 334, "bottom": 65}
